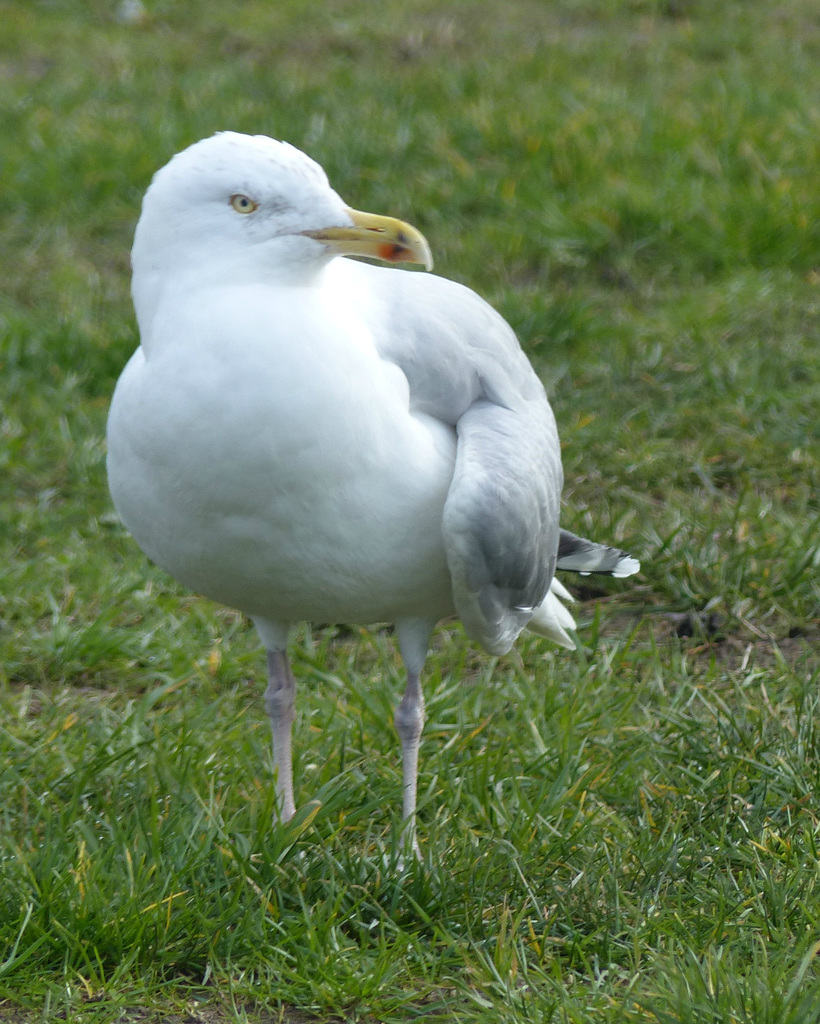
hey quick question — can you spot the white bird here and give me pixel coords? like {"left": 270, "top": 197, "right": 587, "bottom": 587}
{"left": 107, "top": 131, "right": 639, "bottom": 851}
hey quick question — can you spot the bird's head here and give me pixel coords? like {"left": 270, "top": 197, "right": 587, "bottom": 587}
{"left": 132, "top": 131, "right": 433, "bottom": 295}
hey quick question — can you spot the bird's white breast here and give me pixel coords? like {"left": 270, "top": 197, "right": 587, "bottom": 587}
{"left": 107, "top": 272, "right": 457, "bottom": 625}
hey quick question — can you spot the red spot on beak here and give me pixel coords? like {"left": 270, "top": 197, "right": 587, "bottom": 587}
{"left": 378, "top": 242, "right": 407, "bottom": 263}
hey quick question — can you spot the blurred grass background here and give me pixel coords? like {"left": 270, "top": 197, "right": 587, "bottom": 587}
{"left": 1, "top": 0, "right": 819, "bottom": 1021}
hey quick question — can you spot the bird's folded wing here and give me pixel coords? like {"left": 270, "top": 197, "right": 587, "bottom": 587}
{"left": 443, "top": 397, "right": 562, "bottom": 654}
{"left": 371, "top": 268, "right": 563, "bottom": 655}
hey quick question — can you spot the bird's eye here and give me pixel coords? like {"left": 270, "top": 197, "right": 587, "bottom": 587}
{"left": 230, "top": 194, "right": 258, "bottom": 214}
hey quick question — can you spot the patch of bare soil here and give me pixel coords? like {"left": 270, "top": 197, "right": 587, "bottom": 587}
{"left": 581, "top": 595, "right": 819, "bottom": 675}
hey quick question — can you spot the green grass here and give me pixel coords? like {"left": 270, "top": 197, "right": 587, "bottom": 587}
{"left": 1, "top": 0, "right": 819, "bottom": 1020}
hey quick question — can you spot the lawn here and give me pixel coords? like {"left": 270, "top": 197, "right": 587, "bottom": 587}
{"left": 1, "top": 0, "right": 819, "bottom": 1020}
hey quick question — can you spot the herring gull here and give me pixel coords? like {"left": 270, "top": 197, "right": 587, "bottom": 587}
{"left": 107, "top": 131, "right": 639, "bottom": 851}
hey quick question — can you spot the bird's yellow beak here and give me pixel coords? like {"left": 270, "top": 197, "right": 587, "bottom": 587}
{"left": 303, "top": 208, "right": 433, "bottom": 271}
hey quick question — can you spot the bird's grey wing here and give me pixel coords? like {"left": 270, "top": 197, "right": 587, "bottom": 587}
{"left": 443, "top": 396, "right": 562, "bottom": 654}
{"left": 371, "top": 267, "right": 563, "bottom": 655}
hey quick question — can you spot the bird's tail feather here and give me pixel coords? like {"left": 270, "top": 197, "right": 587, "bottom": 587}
{"left": 526, "top": 533, "right": 640, "bottom": 648}
{"left": 556, "top": 530, "right": 640, "bottom": 578}
{"left": 527, "top": 578, "right": 577, "bottom": 649}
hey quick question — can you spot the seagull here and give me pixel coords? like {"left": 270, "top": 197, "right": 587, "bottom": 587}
{"left": 107, "top": 131, "right": 639, "bottom": 851}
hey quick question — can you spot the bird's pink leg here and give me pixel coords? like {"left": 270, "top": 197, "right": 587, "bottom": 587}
{"left": 394, "top": 668, "right": 425, "bottom": 858}
{"left": 264, "top": 649, "right": 296, "bottom": 822}
{"left": 394, "top": 618, "right": 434, "bottom": 860}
